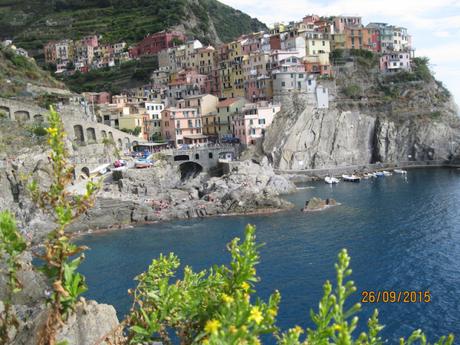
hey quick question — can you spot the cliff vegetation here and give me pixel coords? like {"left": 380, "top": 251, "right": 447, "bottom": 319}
{"left": 0, "top": 46, "right": 64, "bottom": 98}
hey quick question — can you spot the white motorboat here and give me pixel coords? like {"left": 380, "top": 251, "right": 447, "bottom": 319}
{"left": 325, "top": 176, "right": 340, "bottom": 184}
{"left": 382, "top": 170, "right": 393, "bottom": 176}
{"left": 394, "top": 169, "right": 407, "bottom": 174}
{"left": 90, "top": 163, "right": 110, "bottom": 176}
{"left": 342, "top": 174, "right": 361, "bottom": 182}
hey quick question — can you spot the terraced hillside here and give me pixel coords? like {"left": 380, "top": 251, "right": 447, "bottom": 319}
{"left": 0, "top": 0, "right": 267, "bottom": 56}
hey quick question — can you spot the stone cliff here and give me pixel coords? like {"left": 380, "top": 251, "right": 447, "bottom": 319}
{"left": 263, "top": 58, "right": 460, "bottom": 171}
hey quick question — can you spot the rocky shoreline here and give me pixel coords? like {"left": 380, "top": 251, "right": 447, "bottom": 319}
{"left": 66, "top": 158, "right": 295, "bottom": 236}
{"left": 0, "top": 155, "right": 296, "bottom": 243}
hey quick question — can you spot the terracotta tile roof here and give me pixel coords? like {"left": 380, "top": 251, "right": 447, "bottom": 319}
{"left": 217, "top": 98, "right": 241, "bottom": 107}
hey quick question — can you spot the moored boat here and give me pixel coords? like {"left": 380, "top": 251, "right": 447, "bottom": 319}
{"left": 394, "top": 169, "right": 407, "bottom": 174}
{"left": 383, "top": 170, "right": 393, "bottom": 176}
{"left": 342, "top": 174, "right": 361, "bottom": 182}
{"left": 325, "top": 176, "right": 340, "bottom": 184}
{"left": 375, "top": 171, "right": 384, "bottom": 177}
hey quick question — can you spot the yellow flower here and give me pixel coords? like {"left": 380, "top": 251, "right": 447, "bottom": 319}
{"left": 241, "top": 282, "right": 250, "bottom": 291}
{"left": 333, "top": 324, "right": 342, "bottom": 331}
{"left": 293, "top": 326, "right": 304, "bottom": 335}
{"left": 268, "top": 308, "right": 277, "bottom": 317}
{"left": 241, "top": 325, "right": 248, "bottom": 333}
{"left": 204, "top": 319, "right": 221, "bottom": 334}
{"left": 249, "top": 306, "right": 263, "bottom": 325}
{"left": 229, "top": 325, "right": 237, "bottom": 334}
{"left": 46, "top": 127, "right": 58, "bottom": 136}
{"left": 222, "top": 293, "right": 234, "bottom": 304}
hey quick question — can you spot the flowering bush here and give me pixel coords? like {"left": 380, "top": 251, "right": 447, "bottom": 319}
{"left": 126, "top": 225, "right": 454, "bottom": 345}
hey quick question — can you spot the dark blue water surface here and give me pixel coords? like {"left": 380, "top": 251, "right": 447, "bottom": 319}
{"left": 77, "top": 168, "right": 460, "bottom": 343}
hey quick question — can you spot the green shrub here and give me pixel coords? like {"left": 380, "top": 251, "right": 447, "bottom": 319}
{"left": 32, "top": 124, "right": 48, "bottom": 136}
{"left": 0, "top": 211, "right": 27, "bottom": 343}
{"left": 125, "top": 225, "right": 454, "bottom": 345}
{"left": 412, "top": 57, "right": 432, "bottom": 82}
{"left": 350, "top": 48, "right": 375, "bottom": 60}
{"left": 430, "top": 111, "right": 442, "bottom": 119}
{"left": 343, "top": 84, "right": 362, "bottom": 99}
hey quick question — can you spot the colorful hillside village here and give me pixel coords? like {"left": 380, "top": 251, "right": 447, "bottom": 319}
{"left": 44, "top": 14, "right": 414, "bottom": 147}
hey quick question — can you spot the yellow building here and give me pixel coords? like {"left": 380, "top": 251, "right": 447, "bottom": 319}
{"left": 195, "top": 46, "right": 216, "bottom": 75}
{"left": 215, "top": 97, "right": 247, "bottom": 138}
{"left": 118, "top": 106, "right": 146, "bottom": 139}
{"left": 202, "top": 113, "right": 218, "bottom": 137}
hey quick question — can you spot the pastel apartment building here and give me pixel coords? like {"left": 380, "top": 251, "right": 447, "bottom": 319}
{"left": 232, "top": 102, "right": 281, "bottom": 145}
{"left": 202, "top": 97, "right": 247, "bottom": 139}
{"left": 177, "top": 94, "right": 218, "bottom": 116}
{"left": 161, "top": 107, "right": 207, "bottom": 147}
{"left": 379, "top": 52, "right": 411, "bottom": 73}
{"left": 144, "top": 102, "right": 165, "bottom": 140}
{"left": 82, "top": 92, "right": 112, "bottom": 105}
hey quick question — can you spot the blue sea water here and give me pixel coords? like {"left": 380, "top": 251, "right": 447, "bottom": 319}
{"left": 77, "top": 168, "right": 460, "bottom": 343}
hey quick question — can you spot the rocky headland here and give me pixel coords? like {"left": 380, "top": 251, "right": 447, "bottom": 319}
{"left": 0, "top": 144, "right": 296, "bottom": 243}
{"left": 263, "top": 58, "right": 460, "bottom": 171}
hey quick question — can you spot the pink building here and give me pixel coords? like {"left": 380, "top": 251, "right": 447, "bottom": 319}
{"left": 379, "top": 52, "right": 411, "bottom": 73}
{"left": 303, "top": 15, "right": 320, "bottom": 24}
{"left": 83, "top": 92, "right": 111, "bottom": 105}
{"left": 232, "top": 102, "right": 281, "bottom": 145}
{"left": 131, "top": 30, "right": 186, "bottom": 58}
{"left": 241, "top": 35, "right": 263, "bottom": 54}
{"left": 81, "top": 35, "right": 98, "bottom": 48}
{"left": 161, "top": 107, "right": 207, "bottom": 147}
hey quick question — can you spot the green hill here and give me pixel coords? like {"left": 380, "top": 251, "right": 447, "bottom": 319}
{"left": 0, "top": 45, "right": 64, "bottom": 98}
{"left": 0, "top": 0, "right": 267, "bottom": 56}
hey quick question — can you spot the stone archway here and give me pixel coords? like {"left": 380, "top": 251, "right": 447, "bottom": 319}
{"left": 0, "top": 106, "right": 10, "bottom": 119}
{"left": 86, "top": 127, "right": 97, "bottom": 143}
{"left": 73, "top": 125, "right": 85, "bottom": 144}
{"left": 14, "top": 110, "right": 30, "bottom": 122}
{"left": 179, "top": 161, "right": 203, "bottom": 180}
{"left": 101, "top": 130, "right": 107, "bottom": 139}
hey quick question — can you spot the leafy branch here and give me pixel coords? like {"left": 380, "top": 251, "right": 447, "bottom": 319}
{"left": 27, "top": 107, "right": 99, "bottom": 345}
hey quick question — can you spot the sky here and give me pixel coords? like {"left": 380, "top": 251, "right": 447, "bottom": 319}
{"left": 221, "top": 0, "right": 460, "bottom": 106}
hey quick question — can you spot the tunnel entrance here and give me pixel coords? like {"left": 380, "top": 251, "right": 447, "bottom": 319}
{"left": 179, "top": 161, "right": 203, "bottom": 181}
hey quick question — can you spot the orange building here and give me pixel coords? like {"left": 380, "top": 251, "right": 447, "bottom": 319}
{"left": 344, "top": 26, "right": 371, "bottom": 50}
{"left": 161, "top": 107, "right": 207, "bottom": 147}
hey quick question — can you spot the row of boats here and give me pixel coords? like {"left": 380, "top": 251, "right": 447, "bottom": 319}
{"left": 325, "top": 169, "right": 408, "bottom": 184}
